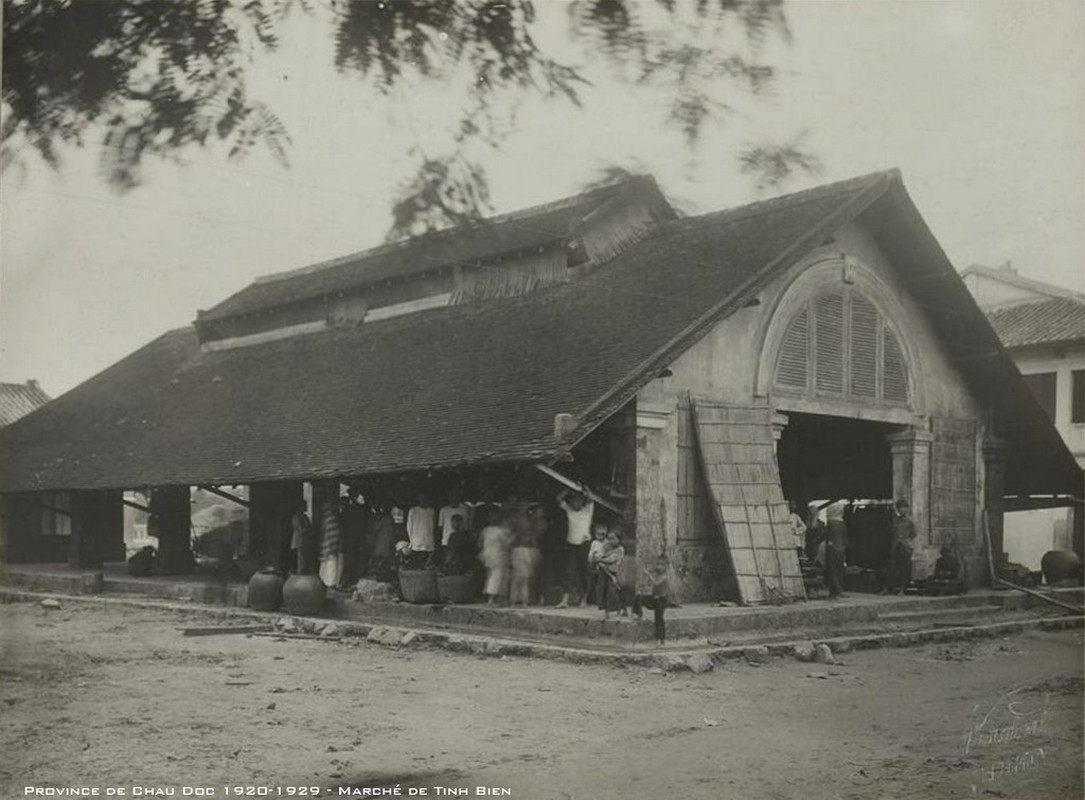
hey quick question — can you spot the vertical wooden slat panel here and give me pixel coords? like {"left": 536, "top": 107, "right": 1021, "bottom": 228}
{"left": 690, "top": 399, "right": 806, "bottom": 605}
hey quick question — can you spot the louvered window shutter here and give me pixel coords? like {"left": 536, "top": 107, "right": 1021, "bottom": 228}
{"left": 814, "top": 292, "right": 845, "bottom": 393}
{"left": 882, "top": 324, "right": 909, "bottom": 402}
{"left": 775, "top": 307, "right": 810, "bottom": 388}
{"left": 850, "top": 294, "right": 878, "bottom": 398}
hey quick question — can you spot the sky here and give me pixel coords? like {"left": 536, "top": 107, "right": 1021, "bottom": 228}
{"left": 2, "top": 0, "right": 1083, "bottom": 398}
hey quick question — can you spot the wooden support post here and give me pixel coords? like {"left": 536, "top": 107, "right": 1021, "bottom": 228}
{"left": 94, "top": 491, "right": 125, "bottom": 562}
{"left": 982, "top": 438, "right": 1009, "bottom": 581}
{"left": 0, "top": 493, "right": 41, "bottom": 565}
{"left": 249, "top": 482, "right": 301, "bottom": 572}
{"left": 149, "top": 486, "right": 193, "bottom": 575}
{"left": 69, "top": 492, "right": 103, "bottom": 570}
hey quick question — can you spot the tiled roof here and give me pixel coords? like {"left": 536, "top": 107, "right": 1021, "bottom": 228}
{"left": 0, "top": 171, "right": 890, "bottom": 492}
{"left": 985, "top": 297, "right": 1085, "bottom": 349}
{"left": 0, "top": 169, "right": 1077, "bottom": 497}
{"left": 0, "top": 381, "right": 50, "bottom": 427}
{"left": 198, "top": 175, "right": 673, "bottom": 324}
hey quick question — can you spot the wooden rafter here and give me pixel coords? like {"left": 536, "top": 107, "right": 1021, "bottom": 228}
{"left": 197, "top": 485, "right": 250, "bottom": 509}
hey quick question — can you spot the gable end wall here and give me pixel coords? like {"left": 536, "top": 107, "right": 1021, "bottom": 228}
{"left": 634, "top": 220, "right": 993, "bottom": 599}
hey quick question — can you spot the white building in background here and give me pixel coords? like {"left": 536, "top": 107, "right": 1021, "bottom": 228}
{"left": 961, "top": 263, "right": 1085, "bottom": 569}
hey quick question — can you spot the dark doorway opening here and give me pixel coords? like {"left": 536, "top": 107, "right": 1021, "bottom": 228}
{"left": 777, "top": 411, "right": 897, "bottom": 574}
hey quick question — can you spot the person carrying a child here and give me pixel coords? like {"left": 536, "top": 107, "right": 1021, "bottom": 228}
{"left": 594, "top": 529, "right": 628, "bottom": 618}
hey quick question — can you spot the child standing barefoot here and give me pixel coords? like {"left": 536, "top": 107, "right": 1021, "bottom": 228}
{"left": 635, "top": 556, "right": 671, "bottom": 645}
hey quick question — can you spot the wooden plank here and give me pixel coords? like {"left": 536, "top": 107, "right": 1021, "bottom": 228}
{"left": 706, "top": 464, "right": 741, "bottom": 484}
{"left": 765, "top": 502, "right": 785, "bottom": 584}
{"left": 182, "top": 625, "right": 274, "bottom": 637}
{"left": 198, "top": 485, "right": 251, "bottom": 509}
{"left": 729, "top": 549, "right": 757, "bottom": 574}
{"left": 746, "top": 505, "right": 771, "bottom": 524}
{"left": 742, "top": 502, "right": 767, "bottom": 603}
{"left": 534, "top": 464, "right": 623, "bottom": 515}
{"left": 716, "top": 485, "right": 746, "bottom": 503}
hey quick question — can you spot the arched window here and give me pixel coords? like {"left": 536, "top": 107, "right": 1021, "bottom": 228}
{"left": 774, "top": 289, "right": 910, "bottom": 405}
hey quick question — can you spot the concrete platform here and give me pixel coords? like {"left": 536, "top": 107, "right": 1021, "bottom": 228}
{"left": 3, "top": 561, "right": 1081, "bottom": 650}
{"left": 0, "top": 562, "right": 248, "bottom": 605}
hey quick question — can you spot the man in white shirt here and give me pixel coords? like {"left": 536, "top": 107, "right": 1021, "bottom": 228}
{"left": 438, "top": 490, "right": 472, "bottom": 547}
{"left": 556, "top": 488, "right": 595, "bottom": 608}
{"left": 788, "top": 500, "right": 807, "bottom": 557}
{"left": 406, "top": 493, "right": 436, "bottom": 553}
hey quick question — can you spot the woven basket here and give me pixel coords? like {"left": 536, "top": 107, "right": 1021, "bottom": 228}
{"left": 398, "top": 568, "right": 439, "bottom": 604}
{"left": 437, "top": 573, "right": 476, "bottom": 604}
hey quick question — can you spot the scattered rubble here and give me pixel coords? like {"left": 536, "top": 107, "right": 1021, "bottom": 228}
{"left": 353, "top": 579, "right": 397, "bottom": 603}
{"left": 793, "top": 642, "right": 817, "bottom": 662}
{"left": 742, "top": 645, "right": 770, "bottom": 664}
{"left": 814, "top": 644, "right": 835, "bottom": 664}
{"left": 366, "top": 626, "right": 407, "bottom": 647}
{"left": 685, "top": 653, "right": 715, "bottom": 674}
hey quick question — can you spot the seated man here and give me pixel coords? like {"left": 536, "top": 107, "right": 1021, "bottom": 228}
{"left": 925, "top": 545, "right": 967, "bottom": 595}
{"left": 934, "top": 546, "right": 960, "bottom": 581}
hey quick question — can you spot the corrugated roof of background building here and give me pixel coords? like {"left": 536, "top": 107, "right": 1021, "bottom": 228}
{"left": 0, "top": 381, "right": 50, "bottom": 427}
{"left": 985, "top": 297, "right": 1085, "bottom": 349}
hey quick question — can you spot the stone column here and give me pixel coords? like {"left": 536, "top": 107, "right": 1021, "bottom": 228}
{"left": 771, "top": 412, "right": 789, "bottom": 454}
{"left": 634, "top": 403, "right": 670, "bottom": 594}
{"left": 149, "top": 486, "right": 193, "bottom": 574}
{"left": 886, "top": 428, "right": 934, "bottom": 545}
{"left": 982, "top": 438, "right": 1009, "bottom": 574}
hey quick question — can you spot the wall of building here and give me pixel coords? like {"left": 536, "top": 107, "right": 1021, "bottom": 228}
{"left": 634, "top": 220, "right": 992, "bottom": 600}
{"left": 1004, "top": 508, "right": 1074, "bottom": 572}
{"left": 961, "top": 271, "right": 1048, "bottom": 310}
{"left": 1012, "top": 344, "right": 1085, "bottom": 468}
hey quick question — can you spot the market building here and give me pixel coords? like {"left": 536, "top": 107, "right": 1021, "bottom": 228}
{"left": 0, "top": 170, "right": 1080, "bottom": 604}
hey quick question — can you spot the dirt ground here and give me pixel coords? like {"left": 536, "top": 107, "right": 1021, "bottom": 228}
{"left": 1, "top": 600, "right": 1081, "bottom": 800}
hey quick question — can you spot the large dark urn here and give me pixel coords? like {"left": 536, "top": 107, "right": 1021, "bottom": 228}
{"left": 248, "top": 568, "right": 285, "bottom": 611}
{"left": 282, "top": 574, "right": 327, "bottom": 616}
{"left": 1041, "top": 550, "right": 1082, "bottom": 586}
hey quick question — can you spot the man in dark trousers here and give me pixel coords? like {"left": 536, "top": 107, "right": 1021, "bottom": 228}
{"left": 887, "top": 498, "right": 917, "bottom": 594}
{"left": 824, "top": 500, "right": 848, "bottom": 599}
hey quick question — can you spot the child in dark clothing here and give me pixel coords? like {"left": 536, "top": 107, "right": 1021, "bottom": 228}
{"left": 634, "top": 556, "right": 671, "bottom": 644}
